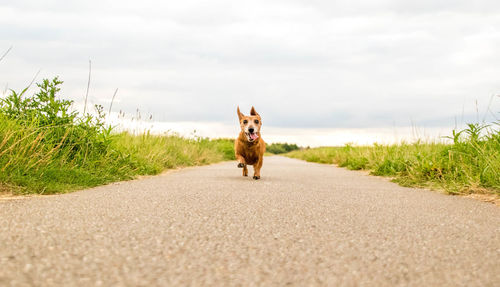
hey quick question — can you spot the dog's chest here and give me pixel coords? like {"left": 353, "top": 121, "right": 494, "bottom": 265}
{"left": 242, "top": 149, "right": 259, "bottom": 165}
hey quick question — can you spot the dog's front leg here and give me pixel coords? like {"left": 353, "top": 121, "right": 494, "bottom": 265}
{"left": 236, "top": 154, "right": 248, "bottom": 176}
{"left": 253, "top": 157, "right": 263, "bottom": 180}
{"left": 235, "top": 154, "right": 246, "bottom": 168}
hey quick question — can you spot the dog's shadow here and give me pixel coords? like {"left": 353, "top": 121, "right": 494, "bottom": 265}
{"left": 223, "top": 175, "right": 283, "bottom": 183}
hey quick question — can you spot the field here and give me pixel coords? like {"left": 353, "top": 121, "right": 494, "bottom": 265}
{"left": 287, "top": 123, "right": 499, "bottom": 197}
{"left": 0, "top": 78, "right": 234, "bottom": 194}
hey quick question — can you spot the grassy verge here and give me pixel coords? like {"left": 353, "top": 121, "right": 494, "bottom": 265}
{"left": 0, "top": 114, "right": 235, "bottom": 194}
{"left": 0, "top": 78, "right": 234, "bottom": 194}
{"left": 287, "top": 124, "right": 499, "bottom": 197}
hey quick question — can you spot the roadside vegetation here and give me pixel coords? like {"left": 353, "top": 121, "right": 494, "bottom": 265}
{"left": 1, "top": 73, "right": 497, "bottom": 200}
{"left": 287, "top": 123, "right": 500, "bottom": 197}
{"left": 266, "top": 142, "right": 300, "bottom": 154}
{"left": 0, "top": 77, "right": 234, "bottom": 194}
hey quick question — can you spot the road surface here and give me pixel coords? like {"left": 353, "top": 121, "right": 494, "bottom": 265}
{"left": 1, "top": 156, "right": 499, "bottom": 286}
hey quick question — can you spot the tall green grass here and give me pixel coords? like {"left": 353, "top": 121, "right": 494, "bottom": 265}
{"left": 287, "top": 123, "right": 499, "bottom": 195}
{"left": 0, "top": 77, "right": 235, "bottom": 194}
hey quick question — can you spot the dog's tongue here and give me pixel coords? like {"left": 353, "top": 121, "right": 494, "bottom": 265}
{"left": 250, "top": 133, "right": 259, "bottom": 140}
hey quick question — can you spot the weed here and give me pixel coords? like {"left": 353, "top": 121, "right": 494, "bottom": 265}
{"left": 0, "top": 77, "right": 235, "bottom": 194}
{"left": 287, "top": 123, "right": 500, "bottom": 196}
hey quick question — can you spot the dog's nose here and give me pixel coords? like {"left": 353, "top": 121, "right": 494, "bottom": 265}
{"left": 249, "top": 128, "right": 254, "bottom": 133}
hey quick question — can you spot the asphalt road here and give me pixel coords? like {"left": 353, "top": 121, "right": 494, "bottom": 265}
{"left": 1, "top": 156, "right": 499, "bottom": 286}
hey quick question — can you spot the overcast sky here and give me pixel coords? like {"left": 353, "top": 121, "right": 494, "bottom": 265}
{"left": 1, "top": 0, "right": 499, "bottom": 131}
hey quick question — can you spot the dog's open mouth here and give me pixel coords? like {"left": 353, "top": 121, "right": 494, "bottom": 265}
{"left": 246, "top": 132, "right": 259, "bottom": 142}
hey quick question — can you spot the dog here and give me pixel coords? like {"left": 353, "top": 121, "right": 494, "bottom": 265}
{"left": 235, "top": 106, "right": 266, "bottom": 179}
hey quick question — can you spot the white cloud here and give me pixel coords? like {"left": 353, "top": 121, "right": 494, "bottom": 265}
{"left": 1, "top": 0, "right": 499, "bottom": 136}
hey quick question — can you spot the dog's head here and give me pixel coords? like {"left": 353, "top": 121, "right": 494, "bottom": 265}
{"left": 237, "top": 106, "right": 262, "bottom": 143}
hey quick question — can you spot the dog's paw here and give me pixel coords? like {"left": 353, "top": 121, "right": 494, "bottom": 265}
{"left": 237, "top": 163, "right": 245, "bottom": 168}
{"left": 253, "top": 176, "right": 260, "bottom": 180}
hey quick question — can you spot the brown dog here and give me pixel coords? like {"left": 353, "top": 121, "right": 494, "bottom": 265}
{"left": 235, "top": 106, "right": 266, "bottom": 179}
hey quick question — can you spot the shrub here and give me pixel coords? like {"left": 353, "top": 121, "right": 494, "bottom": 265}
{"left": 267, "top": 142, "right": 300, "bottom": 154}
{"left": 0, "top": 77, "right": 235, "bottom": 194}
{"left": 0, "top": 77, "right": 75, "bottom": 126}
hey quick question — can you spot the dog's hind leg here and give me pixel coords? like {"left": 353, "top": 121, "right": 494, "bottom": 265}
{"left": 242, "top": 164, "right": 248, "bottom": 176}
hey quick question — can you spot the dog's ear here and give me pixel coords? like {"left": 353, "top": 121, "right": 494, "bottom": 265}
{"left": 250, "top": 106, "right": 259, "bottom": 116}
{"left": 237, "top": 106, "right": 244, "bottom": 121}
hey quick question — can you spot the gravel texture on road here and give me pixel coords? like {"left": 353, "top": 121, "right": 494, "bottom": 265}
{"left": 1, "top": 156, "right": 499, "bottom": 286}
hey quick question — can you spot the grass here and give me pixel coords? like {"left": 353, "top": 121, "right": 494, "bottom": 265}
{"left": 266, "top": 142, "right": 300, "bottom": 154}
{"left": 2, "top": 76, "right": 498, "bottom": 199}
{"left": 287, "top": 123, "right": 500, "bottom": 197}
{"left": 0, "top": 114, "right": 235, "bottom": 194}
{"left": 0, "top": 77, "right": 235, "bottom": 194}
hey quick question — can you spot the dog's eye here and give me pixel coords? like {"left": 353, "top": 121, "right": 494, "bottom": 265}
{"left": 243, "top": 120, "right": 248, "bottom": 124}
{"left": 254, "top": 120, "right": 259, "bottom": 124}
